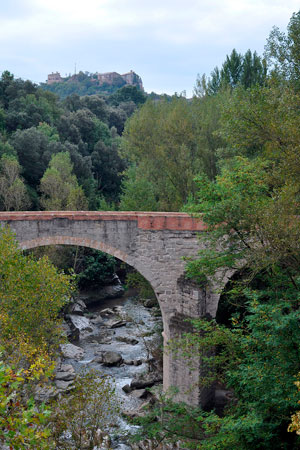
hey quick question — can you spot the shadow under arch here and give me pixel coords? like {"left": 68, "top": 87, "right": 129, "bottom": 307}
{"left": 21, "top": 234, "right": 155, "bottom": 289}
{"left": 20, "top": 234, "right": 165, "bottom": 318}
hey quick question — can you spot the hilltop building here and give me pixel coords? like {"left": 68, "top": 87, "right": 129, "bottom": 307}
{"left": 121, "top": 70, "right": 143, "bottom": 90}
{"left": 47, "top": 72, "right": 63, "bottom": 84}
{"left": 46, "top": 69, "right": 143, "bottom": 90}
{"left": 97, "top": 72, "right": 124, "bottom": 85}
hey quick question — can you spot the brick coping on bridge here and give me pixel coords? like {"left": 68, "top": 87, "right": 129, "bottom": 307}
{"left": 0, "top": 211, "right": 206, "bottom": 231}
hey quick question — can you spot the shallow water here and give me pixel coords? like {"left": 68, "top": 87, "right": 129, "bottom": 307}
{"left": 65, "top": 291, "right": 162, "bottom": 448}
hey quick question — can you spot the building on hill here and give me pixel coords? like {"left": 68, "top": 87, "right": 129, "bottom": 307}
{"left": 46, "top": 69, "right": 144, "bottom": 90}
{"left": 121, "top": 70, "right": 144, "bottom": 90}
{"left": 47, "top": 72, "right": 63, "bottom": 84}
{"left": 97, "top": 72, "right": 124, "bottom": 85}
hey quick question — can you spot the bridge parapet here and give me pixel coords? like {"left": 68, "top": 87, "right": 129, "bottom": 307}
{"left": 0, "top": 211, "right": 206, "bottom": 231}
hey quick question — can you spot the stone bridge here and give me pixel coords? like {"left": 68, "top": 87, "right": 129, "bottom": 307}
{"left": 0, "top": 211, "right": 225, "bottom": 406}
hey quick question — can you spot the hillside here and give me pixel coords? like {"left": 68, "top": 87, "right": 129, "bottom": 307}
{"left": 40, "top": 70, "right": 144, "bottom": 98}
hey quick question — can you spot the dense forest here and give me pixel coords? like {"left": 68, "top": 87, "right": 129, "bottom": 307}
{"left": 1, "top": 8, "right": 300, "bottom": 449}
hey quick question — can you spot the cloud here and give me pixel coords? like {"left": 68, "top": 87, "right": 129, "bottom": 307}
{"left": 1, "top": 0, "right": 300, "bottom": 94}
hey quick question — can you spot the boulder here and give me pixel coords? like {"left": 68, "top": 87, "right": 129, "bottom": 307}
{"left": 122, "top": 384, "right": 132, "bottom": 393}
{"left": 91, "top": 314, "right": 103, "bottom": 324}
{"left": 131, "top": 375, "right": 163, "bottom": 390}
{"left": 123, "top": 359, "right": 134, "bottom": 366}
{"left": 55, "top": 379, "right": 75, "bottom": 392}
{"left": 61, "top": 320, "right": 79, "bottom": 342}
{"left": 105, "top": 319, "right": 126, "bottom": 329}
{"left": 34, "top": 385, "right": 58, "bottom": 402}
{"left": 143, "top": 298, "right": 158, "bottom": 308}
{"left": 80, "top": 276, "right": 125, "bottom": 305}
{"left": 96, "top": 351, "right": 123, "bottom": 366}
{"left": 133, "top": 359, "right": 143, "bottom": 366}
{"left": 67, "top": 298, "right": 87, "bottom": 314}
{"left": 123, "top": 399, "right": 153, "bottom": 419}
{"left": 116, "top": 336, "right": 139, "bottom": 345}
{"left": 60, "top": 363, "right": 75, "bottom": 373}
{"left": 131, "top": 389, "right": 148, "bottom": 399}
{"left": 67, "top": 315, "right": 94, "bottom": 337}
{"left": 60, "top": 343, "right": 84, "bottom": 360}
{"left": 101, "top": 308, "right": 115, "bottom": 316}
{"left": 55, "top": 370, "right": 76, "bottom": 381}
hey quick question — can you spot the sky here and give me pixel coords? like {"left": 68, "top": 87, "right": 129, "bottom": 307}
{"left": 1, "top": 0, "right": 300, "bottom": 96}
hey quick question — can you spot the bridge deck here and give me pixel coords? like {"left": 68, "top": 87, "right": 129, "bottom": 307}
{"left": 0, "top": 211, "right": 206, "bottom": 231}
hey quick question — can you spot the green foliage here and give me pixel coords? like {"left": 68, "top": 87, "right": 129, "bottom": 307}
{"left": 49, "top": 371, "right": 119, "bottom": 449}
{"left": 119, "top": 165, "right": 159, "bottom": 211}
{"left": 0, "top": 154, "right": 30, "bottom": 211}
{"left": 76, "top": 249, "right": 116, "bottom": 288}
{"left": 265, "top": 11, "right": 300, "bottom": 88}
{"left": 0, "top": 357, "right": 52, "bottom": 450}
{"left": 109, "top": 84, "right": 146, "bottom": 106}
{"left": 195, "top": 48, "right": 267, "bottom": 96}
{"left": 130, "top": 390, "right": 213, "bottom": 448}
{"left": 40, "top": 152, "right": 88, "bottom": 210}
{"left": 0, "top": 226, "right": 74, "bottom": 356}
{"left": 122, "top": 97, "right": 213, "bottom": 210}
{"left": 126, "top": 270, "right": 156, "bottom": 299}
{"left": 41, "top": 71, "right": 127, "bottom": 98}
{"left": 185, "top": 156, "right": 273, "bottom": 281}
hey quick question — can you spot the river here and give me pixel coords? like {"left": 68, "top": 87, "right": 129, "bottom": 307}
{"left": 63, "top": 290, "right": 163, "bottom": 449}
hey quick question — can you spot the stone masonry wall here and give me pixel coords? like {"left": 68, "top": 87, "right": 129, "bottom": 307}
{"left": 0, "top": 212, "right": 222, "bottom": 406}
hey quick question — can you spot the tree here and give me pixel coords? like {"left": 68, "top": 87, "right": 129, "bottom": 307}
{"left": 0, "top": 155, "right": 30, "bottom": 211}
{"left": 265, "top": 10, "right": 300, "bottom": 88}
{"left": 0, "top": 226, "right": 73, "bottom": 364}
{"left": 10, "top": 127, "right": 54, "bottom": 187}
{"left": 40, "top": 152, "right": 88, "bottom": 210}
{"left": 195, "top": 49, "right": 267, "bottom": 96}
{"left": 119, "top": 165, "right": 159, "bottom": 211}
{"left": 0, "top": 358, "right": 52, "bottom": 450}
{"left": 122, "top": 97, "right": 207, "bottom": 210}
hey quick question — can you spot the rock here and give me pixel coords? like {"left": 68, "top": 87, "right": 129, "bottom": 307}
{"left": 123, "top": 399, "right": 153, "bottom": 419}
{"left": 60, "top": 343, "right": 84, "bottom": 360}
{"left": 55, "top": 379, "right": 75, "bottom": 391}
{"left": 93, "top": 356, "right": 104, "bottom": 364}
{"left": 105, "top": 319, "right": 126, "bottom": 329}
{"left": 68, "top": 315, "right": 94, "bottom": 334}
{"left": 131, "top": 375, "right": 163, "bottom": 390}
{"left": 91, "top": 314, "right": 103, "bottom": 324}
{"left": 113, "top": 305, "right": 124, "bottom": 314}
{"left": 67, "top": 298, "right": 87, "bottom": 314}
{"left": 92, "top": 333, "right": 114, "bottom": 346}
{"left": 101, "top": 308, "right": 115, "bottom": 316}
{"left": 80, "top": 276, "right": 125, "bottom": 305}
{"left": 55, "top": 370, "right": 76, "bottom": 381}
{"left": 61, "top": 320, "right": 79, "bottom": 342}
{"left": 34, "top": 385, "right": 58, "bottom": 402}
{"left": 133, "top": 359, "right": 143, "bottom": 366}
{"left": 96, "top": 351, "right": 123, "bottom": 366}
{"left": 143, "top": 298, "right": 158, "bottom": 308}
{"left": 97, "top": 281, "right": 125, "bottom": 301}
{"left": 123, "top": 359, "right": 134, "bottom": 365}
{"left": 116, "top": 336, "right": 139, "bottom": 345}
{"left": 131, "top": 389, "right": 148, "bottom": 399}
{"left": 60, "top": 363, "right": 75, "bottom": 373}
{"left": 122, "top": 384, "right": 132, "bottom": 393}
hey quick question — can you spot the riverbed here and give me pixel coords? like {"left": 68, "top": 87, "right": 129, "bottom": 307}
{"left": 64, "top": 291, "right": 163, "bottom": 448}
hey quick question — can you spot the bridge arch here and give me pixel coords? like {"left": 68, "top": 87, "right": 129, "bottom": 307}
{"left": 0, "top": 211, "right": 217, "bottom": 406}
{"left": 21, "top": 233, "right": 168, "bottom": 330}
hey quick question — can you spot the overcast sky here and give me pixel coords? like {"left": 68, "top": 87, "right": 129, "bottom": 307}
{"left": 1, "top": 0, "right": 299, "bottom": 96}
